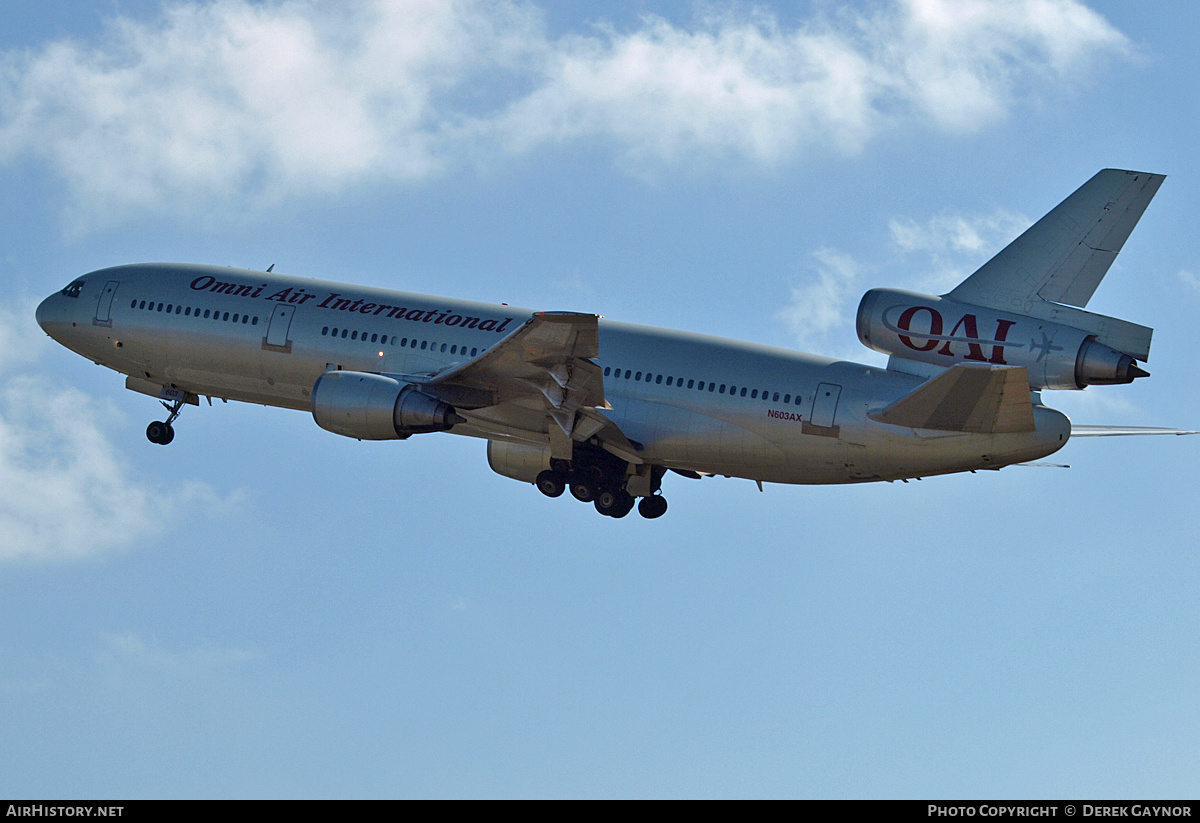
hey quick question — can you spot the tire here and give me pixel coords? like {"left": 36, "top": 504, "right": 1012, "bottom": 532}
{"left": 569, "top": 477, "right": 597, "bottom": 503}
{"left": 594, "top": 489, "right": 635, "bottom": 518}
{"left": 535, "top": 470, "right": 566, "bottom": 498}
{"left": 146, "top": 421, "right": 167, "bottom": 444}
{"left": 637, "top": 495, "right": 668, "bottom": 519}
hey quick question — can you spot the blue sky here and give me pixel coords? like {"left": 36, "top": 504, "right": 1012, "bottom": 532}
{"left": 1, "top": 0, "right": 1198, "bottom": 798}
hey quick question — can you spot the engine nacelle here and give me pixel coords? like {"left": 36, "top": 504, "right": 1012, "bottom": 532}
{"left": 486, "top": 440, "right": 551, "bottom": 483}
{"left": 311, "top": 371, "right": 462, "bottom": 440}
{"left": 856, "top": 289, "right": 1147, "bottom": 390}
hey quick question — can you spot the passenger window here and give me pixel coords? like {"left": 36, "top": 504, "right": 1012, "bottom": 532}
{"left": 140, "top": 301, "right": 146, "bottom": 309}
{"left": 604, "top": 367, "right": 610, "bottom": 376}
{"left": 176, "top": 306, "right": 182, "bottom": 314}
{"left": 370, "top": 333, "right": 377, "bottom": 343}
{"left": 740, "top": 387, "right": 747, "bottom": 397}
{"left": 719, "top": 385, "right": 725, "bottom": 394}
{"left": 471, "top": 348, "right": 478, "bottom": 356}
{"left": 795, "top": 395, "right": 803, "bottom": 405}
{"left": 130, "top": 300, "right": 137, "bottom": 309}
{"left": 322, "top": 327, "right": 328, "bottom": 335}
{"left": 687, "top": 379, "right": 694, "bottom": 389}
{"left": 351, "top": 330, "right": 357, "bottom": 340}
{"left": 708, "top": 383, "right": 715, "bottom": 392}
{"left": 772, "top": 392, "right": 780, "bottom": 401}
{"left": 252, "top": 316, "right": 258, "bottom": 325}
{"left": 203, "top": 309, "right": 210, "bottom": 318}
{"left": 421, "top": 341, "right": 427, "bottom": 350}
{"left": 751, "top": 389, "right": 758, "bottom": 398}
{"left": 624, "top": 370, "right": 631, "bottom": 379}
{"left": 441, "top": 343, "right": 447, "bottom": 353}
{"left": 232, "top": 314, "right": 239, "bottom": 323}
{"left": 784, "top": 394, "right": 791, "bottom": 403}
{"left": 656, "top": 374, "right": 663, "bottom": 384}
{"left": 167, "top": 304, "right": 173, "bottom": 312}
{"left": 341, "top": 329, "right": 348, "bottom": 338}
{"left": 184, "top": 307, "right": 191, "bottom": 316}
{"left": 665, "top": 376, "right": 673, "bottom": 386}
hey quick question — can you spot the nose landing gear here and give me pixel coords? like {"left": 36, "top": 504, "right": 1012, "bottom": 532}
{"left": 146, "top": 420, "right": 174, "bottom": 445}
{"left": 145, "top": 391, "right": 194, "bottom": 445}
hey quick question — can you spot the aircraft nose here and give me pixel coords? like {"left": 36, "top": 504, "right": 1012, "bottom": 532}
{"left": 36, "top": 294, "right": 52, "bottom": 331}
{"left": 36, "top": 292, "right": 68, "bottom": 339}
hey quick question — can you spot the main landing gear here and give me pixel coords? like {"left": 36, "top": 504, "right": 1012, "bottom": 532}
{"left": 146, "top": 393, "right": 191, "bottom": 445}
{"left": 534, "top": 451, "right": 668, "bottom": 519}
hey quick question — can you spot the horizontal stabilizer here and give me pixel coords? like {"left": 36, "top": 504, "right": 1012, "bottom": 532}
{"left": 870, "top": 364, "right": 1035, "bottom": 433}
{"left": 949, "top": 169, "right": 1164, "bottom": 312}
{"left": 1069, "top": 425, "right": 1199, "bottom": 437}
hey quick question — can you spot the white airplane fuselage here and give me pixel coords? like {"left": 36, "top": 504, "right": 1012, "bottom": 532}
{"left": 36, "top": 262, "right": 1070, "bottom": 487}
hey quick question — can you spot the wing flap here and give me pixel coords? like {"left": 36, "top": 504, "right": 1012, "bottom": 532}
{"left": 396, "top": 311, "right": 639, "bottom": 458}
{"left": 870, "top": 364, "right": 1035, "bottom": 433}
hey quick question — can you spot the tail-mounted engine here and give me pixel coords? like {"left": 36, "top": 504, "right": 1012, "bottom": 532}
{"left": 311, "top": 371, "right": 463, "bottom": 440}
{"left": 856, "top": 289, "right": 1150, "bottom": 390}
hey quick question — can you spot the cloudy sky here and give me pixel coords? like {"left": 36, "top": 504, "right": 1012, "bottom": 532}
{"left": 2, "top": 0, "right": 1198, "bottom": 798}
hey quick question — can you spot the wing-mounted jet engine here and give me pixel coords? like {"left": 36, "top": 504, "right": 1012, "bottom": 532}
{"left": 857, "top": 169, "right": 1163, "bottom": 391}
{"left": 311, "top": 370, "right": 464, "bottom": 440}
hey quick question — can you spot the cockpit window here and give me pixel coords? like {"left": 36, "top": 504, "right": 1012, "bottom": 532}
{"left": 61, "top": 280, "right": 85, "bottom": 298}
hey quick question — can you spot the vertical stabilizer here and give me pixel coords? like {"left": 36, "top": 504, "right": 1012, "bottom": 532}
{"left": 947, "top": 169, "right": 1164, "bottom": 312}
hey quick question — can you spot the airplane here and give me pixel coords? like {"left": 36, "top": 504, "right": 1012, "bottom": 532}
{"left": 35, "top": 169, "right": 1192, "bottom": 519}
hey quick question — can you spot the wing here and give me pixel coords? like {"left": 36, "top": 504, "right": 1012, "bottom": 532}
{"left": 394, "top": 311, "right": 641, "bottom": 463}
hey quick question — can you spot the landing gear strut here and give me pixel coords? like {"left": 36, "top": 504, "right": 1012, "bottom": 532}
{"left": 146, "top": 393, "right": 190, "bottom": 445}
{"left": 535, "top": 445, "right": 669, "bottom": 518}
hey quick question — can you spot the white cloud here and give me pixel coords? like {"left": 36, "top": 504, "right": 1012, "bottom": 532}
{"left": 878, "top": 0, "right": 1129, "bottom": 131}
{"left": 776, "top": 247, "right": 863, "bottom": 353}
{"left": 889, "top": 207, "right": 1030, "bottom": 293}
{"left": 0, "top": 0, "right": 1128, "bottom": 226}
{"left": 890, "top": 208, "right": 1029, "bottom": 255}
{"left": 0, "top": 307, "right": 236, "bottom": 563}
{"left": 1178, "top": 270, "right": 1200, "bottom": 295}
{"left": 97, "top": 632, "right": 257, "bottom": 674}
{"left": 0, "top": 298, "right": 48, "bottom": 373}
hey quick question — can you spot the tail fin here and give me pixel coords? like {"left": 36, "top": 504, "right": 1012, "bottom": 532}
{"left": 948, "top": 169, "right": 1165, "bottom": 311}
{"left": 858, "top": 169, "right": 1163, "bottom": 387}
